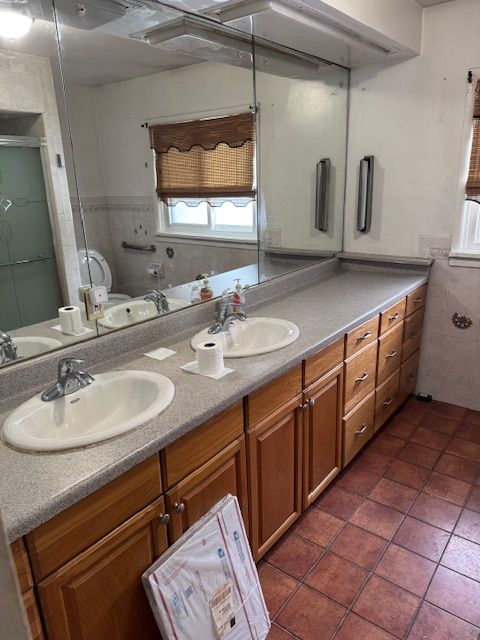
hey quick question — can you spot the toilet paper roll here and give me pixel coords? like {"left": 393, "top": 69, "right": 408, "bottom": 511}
{"left": 58, "top": 306, "right": 83, "bottom": 336}
{"left": 196, "top": 341, "right": 224, "bottom": 376}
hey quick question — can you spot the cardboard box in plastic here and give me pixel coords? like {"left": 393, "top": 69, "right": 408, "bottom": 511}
{"left": 142, "top": 495, "right": 271, "bottom": 639}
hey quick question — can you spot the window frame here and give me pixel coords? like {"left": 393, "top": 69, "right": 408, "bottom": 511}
{"left": 451, "top": 69, "right": 480, "bottom": 262}
{"left": 148, "top": 104, "right": 257, "bottom": 243}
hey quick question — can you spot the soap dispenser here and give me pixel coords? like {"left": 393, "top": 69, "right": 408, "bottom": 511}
{"left": 232, "top": 279, "right": 245, "bottom": 314}
{"left": 200, "top": 274, "right": 213, "bottom": 301}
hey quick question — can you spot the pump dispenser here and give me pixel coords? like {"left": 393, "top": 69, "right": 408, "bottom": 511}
{"left": 232, "top": 279, "right": 245, "bottom": 314}
{"left": 200, "top": 274, "right": 213, "bottom": 301}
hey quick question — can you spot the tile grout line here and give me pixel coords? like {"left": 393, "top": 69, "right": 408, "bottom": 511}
{"left": 262, "top": 401, "right": 480, "bottom": 639}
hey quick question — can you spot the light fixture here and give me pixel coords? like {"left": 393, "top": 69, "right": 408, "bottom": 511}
{"left": 0, "top": 9, "right": 33, "bottom": 39}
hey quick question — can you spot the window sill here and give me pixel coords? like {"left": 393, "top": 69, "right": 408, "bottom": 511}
{"left": 449, "top": 251, "right": 480, "bottom": 267}
{"left": 155, "top": 232, "right": 257, "bottom": 250}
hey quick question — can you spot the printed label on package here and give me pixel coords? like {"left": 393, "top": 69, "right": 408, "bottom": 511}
{"left": 209, "top": 579, "right": 236, "bottom": 638}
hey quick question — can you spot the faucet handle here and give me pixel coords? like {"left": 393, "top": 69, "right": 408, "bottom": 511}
{"left": 58, "top": 357, "right": 84, "bottom": 378}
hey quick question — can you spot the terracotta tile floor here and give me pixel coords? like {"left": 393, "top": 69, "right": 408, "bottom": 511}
{"left": 259, "top": 398, "right": 480, "bottom": 639}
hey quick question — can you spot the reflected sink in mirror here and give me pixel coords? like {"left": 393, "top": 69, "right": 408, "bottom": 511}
{"left": 191, "top": 317, "right": 299, "bottom": 358}
{"left": 14, "top": 337, "right": 63, "bottom": 359}
{"left": 98, "top": 298, "right": 191, "bottom": 330}
{"left": 2, "top": 370, "right": 174, "bottom": 452}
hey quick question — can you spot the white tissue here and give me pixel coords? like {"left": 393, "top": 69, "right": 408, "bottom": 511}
{"left": 58, "top": 306, "right": 83, "bottom": 335}
{"left": 195, "top": 341, "right": 224, "bottom": 376}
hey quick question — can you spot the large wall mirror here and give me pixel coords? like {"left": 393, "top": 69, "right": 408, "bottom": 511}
{"left": 0, "top": 0, "right": 349, "bottom": 369}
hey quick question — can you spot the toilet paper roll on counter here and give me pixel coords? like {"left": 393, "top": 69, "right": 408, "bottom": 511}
{"left": 196, "top": 341, "right": 224, "bottom": 376}
{"left": 58, "top": 306, "right": 83, "bottom": 336}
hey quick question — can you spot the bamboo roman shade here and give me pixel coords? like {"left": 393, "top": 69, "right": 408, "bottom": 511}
{"left": 466, "top": 80, "right": 480, "bottom": 197}
{"left": 149, "top": 112, "right": 255, "bottom": 203}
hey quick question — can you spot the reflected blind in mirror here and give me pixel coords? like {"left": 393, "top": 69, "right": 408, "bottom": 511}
{"left": 467, "top": 80, "right": 480, "bottom": 198}
{"left": 149, "top": 112, "right": 255, "bottom": 204}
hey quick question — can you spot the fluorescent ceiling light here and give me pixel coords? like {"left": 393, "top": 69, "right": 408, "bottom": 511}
{"left": 0, "top": 10, "right": 33, "bottom": 39}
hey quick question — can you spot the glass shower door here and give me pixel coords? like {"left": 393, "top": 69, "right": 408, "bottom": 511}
{"left": 0, "top": 142, "right": 63, "bottom": 330}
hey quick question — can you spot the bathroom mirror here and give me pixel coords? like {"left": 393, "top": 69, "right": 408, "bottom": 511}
{"left": 54, "top": 3, "right": 258, "bottom": 334}
{"left": 253, "top": 38, "right": 349, "bottom": 280}
{"left": 0, "top": 0, "right": 97, "bottom": 368}
{"left": 0, "top": 0, "right": 349, "bottom": 368}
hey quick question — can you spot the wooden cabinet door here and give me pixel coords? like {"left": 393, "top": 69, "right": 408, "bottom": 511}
{"left": 303, "top": 364, "right": 343, "bottom": 508}
{"left": 247, "top": 395, "right": 303, "bottom": 561}
{"left": 166, "top": 436, "right": 249, "bottom": 543}
{"left": 38, "top": 498, "right": 169, "bottom": 640}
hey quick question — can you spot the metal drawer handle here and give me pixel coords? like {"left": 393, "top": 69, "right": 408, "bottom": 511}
{"left": 354, "top": 424, "right": 368, "bottom": 436}
{"left": 356, "top": 331, "right": 372, "bottom": 343}
{"left": 409, "top": 333, "right": 418, "bottom": 340}
{"left": 383, "top": 397, "right": 394, "bottom": 407}
{"left": 413, "top": 297, "right": 423, "bottom": 303}
{"left": 389, "top": 312, "right": 400, "bottom": 321}
{"left": 407, "top": 375, "right": 416, "bottom": 383}
{"left": 385, "top": 350, "right": 397, "bottom": 359}
{"left": 158, "top": 513, "right": 170, "bottom": 525}
{"left": 355, "top": 371, "right": 369, "bottom": 383}
{"left": 174, "top": 502, "right": 185, "bottom": 513}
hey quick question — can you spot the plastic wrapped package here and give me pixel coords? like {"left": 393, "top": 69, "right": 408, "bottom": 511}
{"left": 142, "top": 495, "right": 270, "bottom": 639}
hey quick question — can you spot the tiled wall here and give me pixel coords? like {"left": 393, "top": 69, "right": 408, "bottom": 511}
{"left": 418, "top": 247, "right": 480, "bottom": 410}
{"left": 74, "top": 196, "right": 257, "bottom": 296}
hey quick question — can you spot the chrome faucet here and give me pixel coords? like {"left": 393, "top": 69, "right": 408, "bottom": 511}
{"left": 208, "top": 298, "right": 247, "bottom": 334}
{"left": 41, "top": 357, "right": 95, "bottom": 402}
{"left": 0, "top": 331, "right": 17, "bottom": 364}
{"left": 144, "top": 290, "right": 170, "bottom": 314}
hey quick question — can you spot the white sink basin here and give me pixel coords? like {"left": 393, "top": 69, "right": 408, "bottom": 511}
{"left": 14, "top": 336, "right": 63, "bottom": 359}
{"left": 2, "top": 370, "right": 174, "bottom": 452}
{"left": 99, "top": 298, "right": 190, "bottom": 329}
{"left": 191, "top": 317, "right": 300, "bottom": 358}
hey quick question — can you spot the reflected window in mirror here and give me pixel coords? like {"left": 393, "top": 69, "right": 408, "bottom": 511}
{"left": 150, "top": 112, "right": 257, "bottom": 241}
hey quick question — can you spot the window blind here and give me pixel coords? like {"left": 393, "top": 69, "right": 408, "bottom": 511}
{"left": 149, "top": 112, "right": 255, "bottom": 204}
{"left": 466, "top": 80, "right": 480, "bottom": 197}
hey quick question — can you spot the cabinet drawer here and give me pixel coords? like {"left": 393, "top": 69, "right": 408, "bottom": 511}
{"left": 399, "top": 350, "right": 420, "bottom": 405}
{"left": 344, "top": 341, "right": 377, "bottom": 415}
{"left": 404, "top": 307, "right": 425, "bottom": 342}
{"left": 343, "top": 392, "right": 375, "bottom": 466}
{"left": 375, "top": 369, "right": 400, "bottom": 431}
{"left": 345, "top": 316, "right": 379, "bottom": 359}
{"left": 161, "top": 401, "right": 243, "bottom": 488}
{"left": 11, "top": 538, "right": 33, "bottom": 593}
{"left": 304, "top": 339, "right": 343, "bottom": 387}
{"left": 406, "top": 284, "right": 427, "bottom": 317}
{"left": 26, "top": 455, "right": 162, "bottom": 582}
{"left": 380, "top": 298, "right": 406, "bottom": 334}
{"left": 403, "top": 329, "right": 422, "bottom": 363}
{"left": 247, "top": 365, "right": 302, "bottom": 427}
{"left": 377, "top": 323, "right": 403, "bottom": 385}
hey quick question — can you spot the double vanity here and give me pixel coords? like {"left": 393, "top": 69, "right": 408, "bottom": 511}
{"left": 0, "top": 258, "right": 429, "bottom": 640}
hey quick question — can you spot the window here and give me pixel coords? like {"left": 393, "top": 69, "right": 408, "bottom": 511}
{"left": 150, "top": 112, "right": 256, "bottom": 240}
{"left": 451, "top": 75, "right": 480, "bottom": 259}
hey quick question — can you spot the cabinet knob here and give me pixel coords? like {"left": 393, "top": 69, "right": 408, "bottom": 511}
{"left": 385, "top": 350, "right": 397, "bottom": 359}
{"left": 158, "top": 513, "right": 170, "bottom": 525}
{"left": 356, "top": 331, "right": 372, "bottom": 343}
{"left": 174, "top": 502, "right": 185, "bottom": 513}
{"left": 355, "top": 371, "right": 369, "bottom": 384}
{"left": 354, "top": 424, "right": 368, "bottom": 436}
{"left": 300, "top": 402, "right": 309, "bottom": 411}
{"left": 308, "top": 397, "right": 315, "bottom": 407}
{"left": 389, "top": 312, "right": 400, "bottom": 321}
